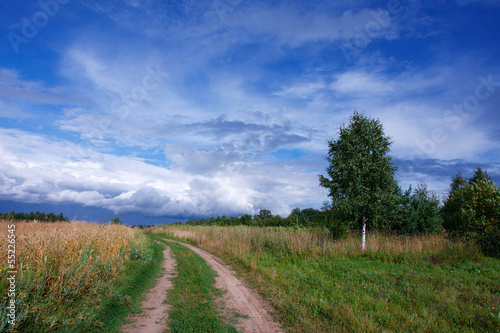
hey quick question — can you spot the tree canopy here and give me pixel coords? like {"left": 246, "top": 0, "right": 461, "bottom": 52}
{"left": 319, "top": 111, "right": 397, "bottom": 242}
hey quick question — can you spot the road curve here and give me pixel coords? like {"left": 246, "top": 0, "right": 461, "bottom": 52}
{"left": 164, "top": 239, "right": 283, "bottom": 333}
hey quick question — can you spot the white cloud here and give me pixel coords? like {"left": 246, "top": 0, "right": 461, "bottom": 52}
{"left": 274, "top": 81, "right": 327, "bottom": 99}
{"left": 225, "top": 5, "right": 399, "bottom": 46}
{"left": 331, "top": 71, "right": 396, "bottom": 95}
{"left": 330, "top": 69, "right": 447, "bottom": 97}
{"left": 378, "top": 103, "right": 497, "bottom": 161}
{"left": 0, "top": 68, "right": 72, "bottom": 106}
{"left": 0, "top": 128, "right": 327, "bottom": 217}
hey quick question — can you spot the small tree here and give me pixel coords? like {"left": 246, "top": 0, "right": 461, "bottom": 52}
{"left": 255, "top": 209, "right": 273, "bottom": 220}
{"left": 442, "top": 168, "right": 500, "bottom": 257}
{"left": 287, "top": 208, "right": 303, "bottom": 227}
{"left": 408, "top": 184, "right": 443, "bottom": 234}
{"left": 387, "top": 184, "right": 443, "bottom": 234}
{"left": 111, "top": 217, "right": 122, "bottom": 225}
{"left": 240, "top": 214, "right": 253, "bottom": 226}
{"left": 319, "top": 111, "right": 397, "bottom": 250}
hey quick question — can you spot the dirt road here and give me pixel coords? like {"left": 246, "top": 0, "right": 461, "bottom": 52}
{"left": 165, "top": 239, "right": 283, "bottom": 333}
{"left": 122, "top": 243, "right": 176, "bottom": 333}
{"left": 123, "top": 238, "right": 282, "bottom": 333}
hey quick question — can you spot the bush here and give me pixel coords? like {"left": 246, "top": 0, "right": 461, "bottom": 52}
{"left": 475, "top": 229, "right": 500, "bottom": 257}
{"left": 398, "top": 184, "right": 442, "bottom": 234}
{"left": 321, "top": 205, "right": 349, "bottom": 239}
{"left": 326, "top": 218, "right": 349, "bottom": 239}
{"left": 409, "top": 184, "right": 443, "bottom": 233}
{"left": 383, "top": 184, "right": 443, "bottom": 235}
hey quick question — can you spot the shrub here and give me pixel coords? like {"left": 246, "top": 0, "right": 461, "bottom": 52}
{"left": 320, "top": 203, "right": 349, "bottom": 239}
{"left": 390, "top": 184, "right": 443, "bottom": 234}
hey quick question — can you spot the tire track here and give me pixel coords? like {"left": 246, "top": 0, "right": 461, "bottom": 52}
{"left": 162, "top": 238, "right": 283, "bottom": 333}
{"left": 122, "top": 242, "right": 176, "bottom": 333}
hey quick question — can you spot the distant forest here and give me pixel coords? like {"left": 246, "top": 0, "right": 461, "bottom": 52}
{"left": 0, "top": 211, "right": 70, "bottom": 222}
{"left": 184, "top": 208, "right": 325, "bottom": 228}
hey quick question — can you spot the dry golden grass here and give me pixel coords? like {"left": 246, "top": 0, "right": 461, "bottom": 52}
{"left": 0, "top": 220, "right": 149, "bottom": 330}
{"left": 148, "top": 225, "right": 453, "bottom": 258}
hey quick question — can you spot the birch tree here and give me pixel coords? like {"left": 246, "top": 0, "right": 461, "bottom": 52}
{"left": 319, "top": 111, "right": 397, "bottom": 250}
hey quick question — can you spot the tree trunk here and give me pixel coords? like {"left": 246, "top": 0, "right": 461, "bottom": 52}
{"left": 361, "top": 216, "right": 367, "bottom": 251}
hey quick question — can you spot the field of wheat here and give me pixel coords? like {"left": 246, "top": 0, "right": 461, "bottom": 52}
{"left": 0, "top": 220, "right": 151, "bottom": 331}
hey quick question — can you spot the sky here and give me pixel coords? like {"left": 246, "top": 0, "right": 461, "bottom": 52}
{"left": 1, "top": 0, "right": 499, "bottom": 225}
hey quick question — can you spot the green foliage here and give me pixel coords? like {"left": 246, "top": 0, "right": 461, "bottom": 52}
{"left": 254, "top": 209, "right": 273, "bottom": 220}
{"left": 319, "top": 111, "right": 397, "bottom": 232}
{"left": 111, "top": 217, "right": 122, "bottom": 225}
{"left": 409, "top": 184, "right": 443, "bottom": 233}
{"left": 320, "top": 202, "right": 349, "bottom": 239}
{"left": 325, "top": 215, "right": 349, "bottom": 240}
{"left": 442, "top": 167, "right": 500, "bottom": 257}
{"left": 184, "top": 208, "right": 327, "bottom": 229}
{"left": 288, "top": 207, "right": 324, "bottom": 228}
{"left": 388, "top": 184, "right": 443, "bottom": 234}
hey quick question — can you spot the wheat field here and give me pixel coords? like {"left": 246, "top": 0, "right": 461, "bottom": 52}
{"left": 0, "top": 220, "right": 150, "bottom": 331}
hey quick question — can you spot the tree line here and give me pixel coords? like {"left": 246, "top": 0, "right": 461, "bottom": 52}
{"left": 0, "top": 211, "right": 70, "bottom": 222}
{"left": 184, "top": 208, "right": 325, "bottom": 228}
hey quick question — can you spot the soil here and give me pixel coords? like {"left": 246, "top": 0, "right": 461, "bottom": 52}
{"left": 122, "top": 242, "right": 176, "bottom": 333}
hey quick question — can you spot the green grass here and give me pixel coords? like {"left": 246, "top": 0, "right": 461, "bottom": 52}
{"left": 229, "top": 243, "right": 500, "bottom": 332}
{"left": 151, "top": 234, "right": 238, "bottom": 333}
{"left": 91, "top": 239, "right": 164, "bottom": 332}
{"left": 155, "top": 226, "right": 500, "bottom": 333}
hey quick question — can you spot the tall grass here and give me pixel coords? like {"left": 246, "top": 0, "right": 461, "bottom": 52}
{"left": 0, "top": 220, "right": 152, "bottom": 332}
{"left": 151, "top": 225, "right": 500, "bottom": 332}
{"left": 149, "top": 225, "right": 454, "bottom": 258}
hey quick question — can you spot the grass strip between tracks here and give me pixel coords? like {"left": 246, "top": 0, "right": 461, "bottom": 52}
{"left": 151, "top": 234, "right": 238, "bottom": 333}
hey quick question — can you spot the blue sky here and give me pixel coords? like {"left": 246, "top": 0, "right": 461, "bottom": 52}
{"left": 1, "top": 0, "right": 499, "bottom": 224}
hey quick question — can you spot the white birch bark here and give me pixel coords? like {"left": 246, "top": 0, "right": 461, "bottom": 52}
{"left": 361, "top": 216, "right": 367, "bottom": 251}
